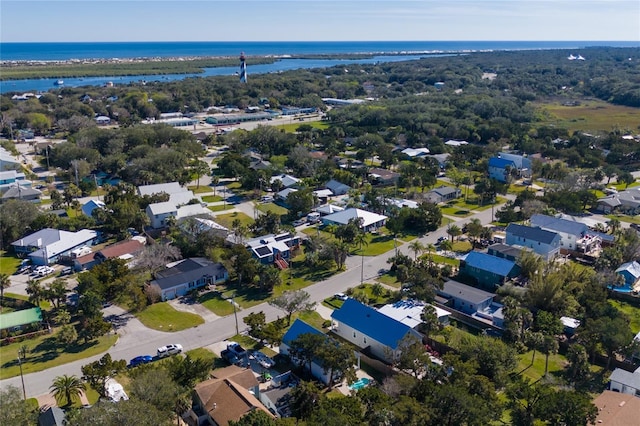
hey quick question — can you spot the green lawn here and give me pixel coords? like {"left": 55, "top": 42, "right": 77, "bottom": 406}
{"left": 610, "top": 300, "right": 640, "bottom": 334}
{"left": 198, "top": 291, "right": 237, "bottom": 316}
{"left": 5, "top": 293, "right": 52, "bottom": 310}
{"left": 0, "top": 251, "right": 22, "bottom": 275}
{"left": 0, "top": 332, "right": 117, "bottom": 380}
{"left": 208, "top": 204, "right": 234, "bottom": 212}
{"left": 606, "top": 214, "right": 640, "bottom": 225}
{"left": 428, "top": 254, "right": 461, "bottom": 267}
{"left": 302, "top": 227, "right": 400, "bottom": 257}
{"left": 202, "top": 195, "right": 224, "bottom": 203}
{"left": 226, "top": 182, "right": 242, "bottom": 190}
{"left": 136, "top": 303, "right": 204, "bottom": 332}
{"left": 376, "top": 273, "right": 401, "bottom": 288}
{"left": 347, "top": 283, "right": 397, "bottom": 306}
{"left": 276, "top": 121, "right": 329, "bottom": 132}
{"left": 186, "top": 347, "right": 218, "bottom": 365}
{"left": 451, "top": 240, "right": 472, "bottom": 252}
{"left": 214, "top": 212, "right": 254, "bottom": 229}
{"left": 291, "top": 310, "right": 328, "bottom": 332}
{"left": 188, "top": 185, "right": 214, "bottom": 194}
{"left": 440, "top": 206, "right": 473, "bottom": 218}
{"left": 256, "top": 202, "right": 289, "bottom": 216}
{"left": 517, "top": 350, "right": 567, "bottom": 383}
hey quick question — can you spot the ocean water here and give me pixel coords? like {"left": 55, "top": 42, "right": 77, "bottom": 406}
{"left": 2, "top": 40, "right": 638, "bottom": 94}
{"left": 2, "top": 40, "right": 638, "bottom": 61}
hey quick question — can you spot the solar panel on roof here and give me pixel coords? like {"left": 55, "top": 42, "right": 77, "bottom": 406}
{"left": 274, "top": 234, "right": 290, "bottom": 241}
{"left": 255, "top": 246, "right": 272, "bottom": 257}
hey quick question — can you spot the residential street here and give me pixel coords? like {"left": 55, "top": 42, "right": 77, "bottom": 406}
{"left": 0, "top": 197, "right": 501, "bottom": 398}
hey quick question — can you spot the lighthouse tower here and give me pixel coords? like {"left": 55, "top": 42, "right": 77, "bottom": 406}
{"left": 239, "top": 52, "right": 247, "bottom": 83}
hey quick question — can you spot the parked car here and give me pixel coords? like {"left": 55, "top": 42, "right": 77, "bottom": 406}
{"left": 129, "top": 355, "right": 153, "bottom": 368}
{"left": 226, "top": 341, "right": 248, "bottom": 359}
{"left": 157, "top": 344, "right": 183, "bottom": 358}
{"left": 260, "top": 195, "right": 274, "bottom": 203}
{"left": 436, "top": 236, "right": 447, "bottom": 244}
{"left": 33, "top": 266, "right": 55, "bottom": 277}
{"left": 334, "top": 292, "right": 348, "bottom": 301}
{"left": 292, "top": 218, "right": 306, "bottom": 227}
{"left": 221, "top": 349, "right": 242, "bottom": 366}
{"left": 60, "top": 266, "right": 73, "bottom": 276}
{"left": 251, "top": 350, "right": 275, "bottom": 369}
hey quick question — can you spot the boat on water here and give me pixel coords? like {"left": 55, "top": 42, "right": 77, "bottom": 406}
{"left": 54, "top": 79, "right": 64, "bottom": 86}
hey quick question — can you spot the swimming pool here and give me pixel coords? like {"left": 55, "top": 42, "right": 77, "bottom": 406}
{"left": 348, "top": 377, "right": 371, "bottom": 390}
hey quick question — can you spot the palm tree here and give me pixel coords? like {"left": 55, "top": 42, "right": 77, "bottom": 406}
{"left": 408, "top": 240, "right": 425, "bottom": 260}
{"left": 0, "top": 273, "right": 10, "bottom": 311}
{"left": 353, "top": 231, "right": 369, "bottom": 284}
{"left": 50, "top": 374, "right": 86, "bottom": 407}
{"left": 439, "top": 239, "right": 453, "bottom": 253}
{"left": 446, "top": 224, "right": 462, "bottom": 243}
{"left": 425, "top": 243, "right": 436, "bottom": 267}
{"left": 210, "top": 175, "right": 219, "bottom": 197}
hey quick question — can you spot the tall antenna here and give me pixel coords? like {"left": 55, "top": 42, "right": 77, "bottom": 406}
{"left": 239, "top": 52, "right": 247, "bottom": 83}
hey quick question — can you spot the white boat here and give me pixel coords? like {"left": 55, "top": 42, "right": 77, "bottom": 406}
{"left": 567, "top": 54, "right": 576, "bottom": 60}
{"left": 54, "top": 79, "right": 64, "bottom": 86}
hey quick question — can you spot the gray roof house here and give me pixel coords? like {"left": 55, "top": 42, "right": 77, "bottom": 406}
{"left": 150, "top": 258, "right": 228, "bottom": 301}
{"left": 270, "top": 174, "right": 301, "bottom": 189}
{"left": 1, "top": 185, "right": 42, "bottom": 202}
{"left": 325, "top": 179, "right": 351, "bottom": 196}
{"left": 529, "top": 214, "right": 588, "bottom": 251}
{"left": 505, "top": 223, "right": 561, "bottom": 260}
{"left": 38, "top": 406, "right": 66, "bottom": 426}
{"left": 437, "top": 280, "right": 504, "bottom": 328}
{"left": 608, "top": 367, "right": 640, "bottom": 396}
{"left": 597, "top": 188, "right": 640, "bottom": 215}
{"left": 425, "top": 185, "right": 461, "bottom": 204}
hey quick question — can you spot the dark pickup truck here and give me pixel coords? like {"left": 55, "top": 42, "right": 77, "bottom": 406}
{"left": 221, "top": 349, "right": 242, "bottom": 366}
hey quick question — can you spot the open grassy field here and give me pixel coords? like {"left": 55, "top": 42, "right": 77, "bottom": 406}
{"left": 517, "top": 350, "right": 567, "bottom": 383}
{"left": 201, "top": 195, "right": 224, "bottom": 203}
{"left": 535, "top": 100, "right": 640, "bottom": 134}
{"left": 609, "top": 299, "right": 640, "bottom": 334}
{"left": 0, "top": 251, "right": 22, "bottom": 275}
{"left": 256, "top": 202, "right": 289, "bottom": 216}
{"left": 0, "top": 333, "right": 117, "bottom": 380}
{"left": 136, "top": 303, "right": 204, "bottom": 332}
{"left": 212, "top": 212, "right": 253, "bottom": 229}
{"left": 187, "top": 185, "right": 214, "bottom": 194}
{"left": 276, "top": 121, "right": 329, "bottom": 132}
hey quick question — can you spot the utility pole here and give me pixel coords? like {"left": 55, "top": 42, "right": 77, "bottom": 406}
{"left": 230, "top": 294, "right": 239, "bottom": 335}
{"left": 17, "top": 355, "right": 26, "bottom": 399}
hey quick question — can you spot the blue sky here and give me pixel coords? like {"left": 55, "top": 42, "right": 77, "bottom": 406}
{"left": 2, "top": 0, "right": 639, "bottom": 42}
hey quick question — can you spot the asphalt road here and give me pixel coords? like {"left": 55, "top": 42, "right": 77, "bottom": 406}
{"left": 0, "top": 199, "right": 500, "bottom": 398}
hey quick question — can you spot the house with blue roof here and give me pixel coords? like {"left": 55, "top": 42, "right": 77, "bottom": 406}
{"left": 488, "top": 157, "right": 517, "bottom": 183}
{"left": 81, "top": 199, "right": 106, "bottom": 218}
{"left": 615, "top": 261, "right": 640, "bottom": 290}
{"left": 488, "top": 153, "right": 532, "bottom": 183}
{"left": 460, "top": 251, "right": 520, "bottom": 289}
{"left": 529, "top": 214, "right": 588, "bottom": 251}
{"left": 280, "top": 319, "right": 336, "bottom": 385}
{"left": 331, "top": 298, "right": 422, "bottom": 363}
{"left": 505, "top": 223, "right": 561, "bottom": 260}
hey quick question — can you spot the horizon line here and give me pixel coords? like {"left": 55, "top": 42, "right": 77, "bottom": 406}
{"left": 2, "top": 40, "right": 639, "bottom": 44}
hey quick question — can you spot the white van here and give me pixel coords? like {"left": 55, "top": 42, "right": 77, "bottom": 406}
{"left": 307, "top": 212, "right": 321, "bottom": 223}
{"left": 70, "top": 246, "right": 92, "bottom": 259}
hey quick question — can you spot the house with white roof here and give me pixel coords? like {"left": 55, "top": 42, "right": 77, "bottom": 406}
{"left": 138, "top": 181, "right": 184, "bottom": 197}
{"left": 322, "top": 208, "right": 387, "bottom": 232}
{"left": 270, "top": 174, "right": 300, "bottom": 189}
{"left": 11, "top": 228, "right": 99, "bottom": 266}
{"left": 444, "top": 140, "right": 468, "bottom": 146}
{"left": 315, "top": 204, "right": 345, "bottom": 216}
{"left": 146, "top": 201, "right": 211, "bottom": 229}
{"left": 0, "top": 170, "right": 31, "bottom": 193}
{"left": 245, "top": 232, "right": 301, "bottom": 268}
{"left": 401, "top": 147, "right": 430, "bottom": 158}
{"left": 0, "top": 147, "right": 20, "bottom": 172}
{"left": 378, "top": 300, "right": 451, "bottom": 329}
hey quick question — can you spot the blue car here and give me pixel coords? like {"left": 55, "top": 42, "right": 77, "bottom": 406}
{"left": 129, "top": 355, "right": 153, "bottom": 368}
